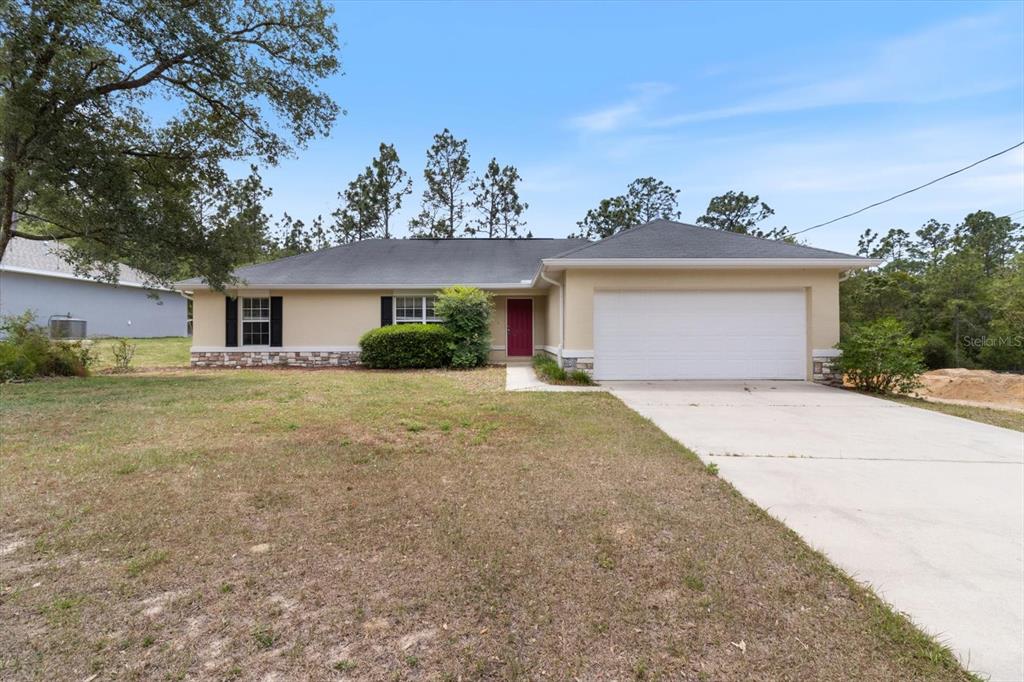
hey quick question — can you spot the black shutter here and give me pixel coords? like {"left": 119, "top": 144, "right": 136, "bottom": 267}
{"left": 380, "top": 296, "right": 393, "bottom": 326}
{"left": 270, "top": 296, "right": 283, "bottom": 347}
{"left": 225, "top": 296, "right": 238, "bottom": 347}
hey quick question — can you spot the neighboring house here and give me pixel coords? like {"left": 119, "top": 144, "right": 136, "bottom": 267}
{"left": 175, "top": 220, "right": 879, "bottom": 382}
{"left": 0, "top": 237, "right": 188, "bottom": 338}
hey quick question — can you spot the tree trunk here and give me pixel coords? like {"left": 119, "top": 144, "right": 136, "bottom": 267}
{"left": 0, "top": 162, "right": 16, "bottom": 262}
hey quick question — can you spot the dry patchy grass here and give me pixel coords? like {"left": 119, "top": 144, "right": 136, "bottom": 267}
{"left": 0, "top": 368, "right": 975, "bottom": 680}
{"left": 879, "top": 393, "right": 1023, "bottom": 432}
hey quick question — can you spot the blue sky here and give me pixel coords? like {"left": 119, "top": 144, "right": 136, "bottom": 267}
{"left": 252, "top": 0, "right": 1024, "bottom": 253}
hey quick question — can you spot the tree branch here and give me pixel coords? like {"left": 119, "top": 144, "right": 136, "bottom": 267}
{"left": 91, "top": 53, "right": 188, "bottom": 96}
{"left": 11, "top": 210, "right": 97, "bottom": 239}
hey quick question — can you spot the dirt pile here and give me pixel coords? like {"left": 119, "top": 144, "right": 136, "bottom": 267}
{"left": 915, "top": 368, "right": 1024, "bottom": 411}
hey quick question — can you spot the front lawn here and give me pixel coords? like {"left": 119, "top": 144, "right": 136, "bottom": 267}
{"left": 89, "top": 336, "right": 191, "bottom": 371}
{"left": 0, "top": 368, "right": 974, "bottom": 680}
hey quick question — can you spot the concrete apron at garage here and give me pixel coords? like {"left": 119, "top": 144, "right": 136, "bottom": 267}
{"left": 607, "top": 380, "right": 1024, "bottom": 682}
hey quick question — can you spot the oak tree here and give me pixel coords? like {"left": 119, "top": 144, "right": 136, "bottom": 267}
{"left": 0, "top": 0, "right": 341, "bottom": 288}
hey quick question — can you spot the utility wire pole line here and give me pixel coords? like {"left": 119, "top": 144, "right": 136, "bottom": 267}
{"left": 792, "top": 141, "right": 1024, "bottom": 236}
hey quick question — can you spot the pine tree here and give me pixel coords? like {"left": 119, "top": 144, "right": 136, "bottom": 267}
{"left": 409, "top": 129, "right": 471, "bottom": 238}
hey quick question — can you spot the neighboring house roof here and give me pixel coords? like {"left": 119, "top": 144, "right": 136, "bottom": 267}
{"left": 174, "top": 221, "right": 875, "bottom": 290}
{"left": 551, "top": 220, "right": 864, "bottom": 260}
{"left": 0, "top": 237, "right": 167, "bottom": 290}
{"left": 176, "top": 238, "right": 585, "bottom": 289}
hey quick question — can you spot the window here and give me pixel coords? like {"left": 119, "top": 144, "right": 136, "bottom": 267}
{"left": 395, "top": 295, "right": 440, "bottom": 324}
{"left": 242, "top": 297, "right": 270, "bottom": 345}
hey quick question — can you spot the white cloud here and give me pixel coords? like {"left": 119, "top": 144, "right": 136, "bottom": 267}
{"left": 563, "top": 11, "right": 1020, "bottom": 132}
{"left": 567, "top": 82, "right": 673, "bottom": 133}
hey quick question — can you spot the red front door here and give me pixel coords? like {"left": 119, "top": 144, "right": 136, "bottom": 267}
{"left": 507, "top": 299, "right": 533, "bottom": 357}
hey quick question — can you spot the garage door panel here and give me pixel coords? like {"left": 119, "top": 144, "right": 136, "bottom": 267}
{"left": 594, "top": 290, "right": 806, "bottom": 380}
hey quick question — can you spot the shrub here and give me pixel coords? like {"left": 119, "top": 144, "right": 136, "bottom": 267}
{"left": 111, "top": 338, "right": 137, "bottom": 372}
{"left": 533, "top": 354, "right": 567, "bottom": 382}
{"left": 435, "top": 286, "right": 492, "bottom": 368}
{"left": 835, "top": 318, "right": 925, "bottom": 394}
{"left": 0, "top": 312, "right": 93, "bottom": 381}
{"left": 531, "top": 354, "right": 595, "bottom": 385}
{"left": 359, "top": 324, "right": 453, "bottom": 369}
{"left": 568, "top": 369, "right": 595, "bottom": 385}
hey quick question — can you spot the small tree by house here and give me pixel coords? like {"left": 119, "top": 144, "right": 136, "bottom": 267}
{"left": 835, "top": 318, "right": 926, "bottom": 394}
{"left": 435, "top": 286, "right": 492, "bottom": 368}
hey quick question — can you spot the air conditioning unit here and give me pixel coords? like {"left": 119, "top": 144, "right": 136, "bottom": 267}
{"left": 48, "top": 315, "right": 87, "bottom": 340}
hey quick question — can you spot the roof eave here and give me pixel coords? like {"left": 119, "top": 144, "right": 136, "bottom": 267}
{"left": 3, "top": 264, "right": 177, "bottom": 291}
{"left": 540, "top": 257, "right": 881, "bottom": 270}
{"left": 172, "top": 281, "right": 540, "bottom": 292}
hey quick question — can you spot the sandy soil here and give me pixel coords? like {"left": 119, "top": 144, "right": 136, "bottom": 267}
{"left": 914, "top": 368, "right": 1024, "bottom": 412}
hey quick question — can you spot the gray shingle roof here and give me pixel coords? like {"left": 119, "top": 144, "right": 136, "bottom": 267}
{"left": 553, "top": 220, "right": 863, "bottom": 260}
{"left": 0, "top": 237, "right": 162, "bottom": 287}
{"left": 177, "top": 238, "right": 585, "bottom": 288}
{"left": 175, "top": 222, "right": 865, "bottom": 289}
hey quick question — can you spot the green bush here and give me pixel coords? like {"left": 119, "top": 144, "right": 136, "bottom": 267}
{"left": 0, "top": 312, "right": 93, "bottom": 381}
{"left": 835, "top": 318, "right": 925, "bottom": 394}
{"left": 359, "top": 324, "right": 453, "bottom": 369}
{"left": 435, "top": 286, "right": 492, "bottom": 368}
{"left": 111, "top": 338, "right": 138, "bottom": 372}
{"left": 533, "top": 354, "right": 567, "bottom": 382}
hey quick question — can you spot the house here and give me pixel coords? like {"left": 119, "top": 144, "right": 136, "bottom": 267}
{"left": 175, "top": 220, "right": 879, "bottom": 383}
{"left": 0, "top": 237, "right": 188, "bottom": 338}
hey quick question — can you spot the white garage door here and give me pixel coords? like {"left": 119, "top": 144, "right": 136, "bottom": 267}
{"left": 593, "top": 290, "right": 806, "bottom": 380}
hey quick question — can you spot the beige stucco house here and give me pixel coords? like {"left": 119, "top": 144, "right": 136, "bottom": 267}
{"left": 175, "top": 220, "right": 878, "bottom": 383}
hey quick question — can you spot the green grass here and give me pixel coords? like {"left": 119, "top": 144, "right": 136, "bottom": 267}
{"left": 532, "top": 354, "right": 595, "bottom": 385}
{"left": 878, "top": 393, "right": 1023, "bottom": 432}
{"left": 0, "top": 368, "right": 976, "bottom": 680}
{"left": 125, "top": 549, "right": 169, "bottom": 577}
{"left": 89, "top": 336, "right": 190, "bottom": 371}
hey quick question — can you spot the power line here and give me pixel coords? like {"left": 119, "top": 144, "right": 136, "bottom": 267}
{"left": 792, "top": 141, "right": 1024, "bottom": 236}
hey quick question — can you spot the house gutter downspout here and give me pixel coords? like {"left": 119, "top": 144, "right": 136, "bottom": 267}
{"left": 538, "top": 269, "right": 564, "bottom": 367}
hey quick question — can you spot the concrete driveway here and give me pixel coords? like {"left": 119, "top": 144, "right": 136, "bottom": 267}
{"left": 607, "top": 380, "right": 1023, "bottom": 682}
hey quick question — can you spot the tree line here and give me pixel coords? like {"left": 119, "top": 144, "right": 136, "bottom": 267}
{"left": 263, "top": 129, "right": 531, "bottom": 254}
{"left": 266, "top": 152, "right": 794, "bottom": 255}
{"left": 841, "top": 211, "right": 1022, "bottom": 371}
{"left": 570, "top": 181, "right": 790, "bottom": 241}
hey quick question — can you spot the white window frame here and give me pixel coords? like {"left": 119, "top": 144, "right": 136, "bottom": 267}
{"left": 241, "top": 296, "right": 271, "bottom": 347}
{"left": 394, "top": 295, "right": 440, "bottom": 324}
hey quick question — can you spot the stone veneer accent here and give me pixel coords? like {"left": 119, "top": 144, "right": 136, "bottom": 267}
{"left": 561, "top": 356, "right": 594, "bottom": 374}
{"left": 812, "top": 352, "right": 842, "bottom": 387}
{"left": 191, "top": 350, "right": 361, "bottom": 368}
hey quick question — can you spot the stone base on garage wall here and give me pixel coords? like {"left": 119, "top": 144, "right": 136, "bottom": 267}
{"left": 561, "top": 356, "right": 594, "bottom": 375}
{"left": 191, "top": 350, "right": 361, "bottom": 368}
{"left": 812, "top": 351, "right": 843, "bottom": 387}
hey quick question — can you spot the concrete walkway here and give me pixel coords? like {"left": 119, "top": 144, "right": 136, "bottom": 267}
{"left": 607, "top": 380, "right": 1024, "bottom": 681}
{"left": 505, "top": 363, "right": 606, "bottom": 392}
